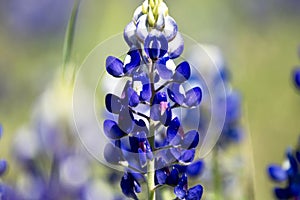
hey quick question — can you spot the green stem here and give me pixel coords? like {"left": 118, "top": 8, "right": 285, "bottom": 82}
{"left": 62, "top": 0, "right": 80, "bottom": 80}
{"left": 212, "top": 148, "right": 222, "bottom": 200}
{"left": 147, "top": 61, "right": 156, "bottom": 200}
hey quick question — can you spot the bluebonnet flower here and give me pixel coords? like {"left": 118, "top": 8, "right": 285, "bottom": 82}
{"left": 103, "top": 0, "right": 204, "bottom": 199}
{"left": 267, "top": 143, "right": 300, "bottom": 199}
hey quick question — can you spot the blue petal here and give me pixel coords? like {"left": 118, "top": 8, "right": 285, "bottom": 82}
{"left": 179, "top": 149, "right": 196, "bottom": 163}
{"left": 127, "top": 87, "right": 140, "bottom": 107}
{"left": 134, "top": 72, "right": 152, "bottom": 101}
{"left": 144, "top": 33, "right": 168, "bottom": 60}
{"left": 106, "top": 56, "right": 124, "bottom": 77}
{"left": 296, "top": 151, "right": 300, "bottom": 163}
{"left": 163, "top": 16, "right": 178, "bottom": 41}
{"left": 186, "top": 160, "right": 204, "bottom": 178}
{"left": 184, "top": 87, "right": 202, "bottom": 107}
{"left": 104, "top": 143, "right": 123, "bottom": 164}
{"left": 167, "top": 117, "right": 181, "bottom": 142}
{"left": 172, "top": 148, "right": 195, "bottom": 163}
{"left": 155, "top": 169, "right": 167, "bottom": 185}
{"left": 156, "top": 57, "right": 173, "bottom": 80}
{"left": 182, "top": 130, "right": 199, "bottom": 149}
{"left": 173, "top": 61, "right": 191, "bottom": 83}
{"left": 167, "top": 83, "right": 185, "bottom": 105}
{"left": 153, "top": 92, "right": 168, "bottom": 104}
{"left": 293, "top": 67, "right": 300, "bottom": 89}
{"left": 150, "top": 104, "right": 161, "bottom": 121}
{"left": 174, "top": 174, "right": 188, "bottom": 199}
{"left": 286, "top": 148, "right": 298, "bottom": 174}
{"left": 186, "top": 185, "right": 203, "bottom": 200}
{"left": 124, "top": 49, "right": 141, "bottom": 74}
{"left": 144, "top": 140, "right": 153, "bottom": 160}
{"left": 0, "top": 160, "right": 7, "bottom": 176}
{"left": 120, "top": 173, "right": 139, "bottom": 200}
{"left": 124, "top": 21, "right": 138, "bottom": 47}
{"left": 168, "top": 32, "right": 184, "bottom": 59}
{"left": 103, "top": 120, "right": 127, "bottom": 139}
{"left": 136, "top": 14, "right": 148, "bottom": 42}
{"left": 166, "top": 168, "right": 180, "bottom": 186}
{"left": 226, "top": 91, "right": 241, "bottom": 123}
{"left": 274, "top": 187, "right": 291, "bottom": 199}
{"left": 140, "top": 83, "right": 152, "bottom": 101}
{"left": 138, "top": 148, "right": 147, "bottom": 168}
{"left": 160, "top": 105, "right": 172, "bottom": 126}
{"left": 105, "top": 94, "right": 122, "bottom": 114}
{"left": 118, "top": 108, "right": 134, "bottom": 134}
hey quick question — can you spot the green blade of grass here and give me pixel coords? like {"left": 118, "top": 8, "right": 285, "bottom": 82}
{"left": 62, "top": 0, "right": 80, "bottom": 76}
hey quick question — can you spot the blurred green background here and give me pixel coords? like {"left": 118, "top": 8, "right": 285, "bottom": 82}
{"left": 0, "top": 0, "right": 300, "bottom": 199}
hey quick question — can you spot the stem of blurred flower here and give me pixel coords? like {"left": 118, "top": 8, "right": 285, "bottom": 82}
{"left": 213, "top": 148, "right": 222, "bottom": 200}
{"left": 62, "top": 0, "right": 80, "bottom": 83}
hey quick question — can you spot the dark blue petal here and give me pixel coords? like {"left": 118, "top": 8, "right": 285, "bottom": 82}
{"left": 186, "top": 185, "right": 203, "bottom": 200}
{"left": 173, "top": 61, "right": 191, "bottom": 83}
{"left": 184, "top": 87, "right": 202, "bottom": 107}
{"left": 153, "top": 92, "right": 168, "bottom": 104}
{"left": 106, "top": 56, "right": 124, "bottom": 77}
{"left": 296, "top": 151, "right": 300, "bottom": 163}
{"left": 156, "top": 57, "right": 173, "bottom": 80}
{"left": 104, "top": 143, "right": 123, "bottom": 164}
{"left": 174, "top": 174, "right": 188, "bottom": 199}
{"left": 167, "top": 83, "right": 185, "bottom": 105}
{"left": 168, "top": 32, "right": 184, "bottom": 59}
{"left": 274, "top": 187, "right": 292, "bottom": 199}
{"left": 268, "top": 164, "right": 287, "bottom": 182}
{"left": 127, "top": 87, "right": 140, "bottom": 107}
{"left": 105, "top": 94, "right": 122, "bottom": 114}
{"left": 120, "top": 173, "right": 139, "bottom": 200}
{"left": 186, "top": 160, "right": 204, "bottom": 178}
{"left": 174, "top": 164, "right": 187, "bottom": 174}
{"left": 182, "top": 130, "right": 199, "bottom": 149}
{"left": 118, "top": 108, "right": 134, "bottom": 134}
{"left": 103, "top": 120, "right": 127, "bottom": 139}
{"left": 144, "top": 33, "right": 168, "bottom": 60}
{"left": 0, "top": 160, "right": 7, "bottom": 176}
{"left": 124, "top": 49, "right": 141, "bottom": 74}
{"left": 293, "top": 67, "right": 300, "bottom": 89}
{"left": 141, "top": 83, "right": 152, "bottom": 101}
{"left": 155, "top": 169, "right": 167, "bottom": 185}
{"left": 166, "top": 168, "right": 180, "bottom": 186}
{"left": 167, "top": 117, "right": 181, "bottom": 142}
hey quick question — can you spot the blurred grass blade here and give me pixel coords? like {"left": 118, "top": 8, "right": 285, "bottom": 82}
{"left": 62, "top": 0, "right": 80, "bottom": 75}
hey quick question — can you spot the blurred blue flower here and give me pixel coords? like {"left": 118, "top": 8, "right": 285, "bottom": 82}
{"left": 268, "top": 145, "right": 300, "bottom": 199}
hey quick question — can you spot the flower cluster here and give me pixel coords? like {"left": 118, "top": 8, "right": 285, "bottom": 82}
{"left": 103, "top": 0, "right": 203, "bottom": 199}
{"left": 267, "top": 141, "right": 300, "bottom": 199}
{"left": 216, "top": 68, "right": 243, "bottom": 149}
